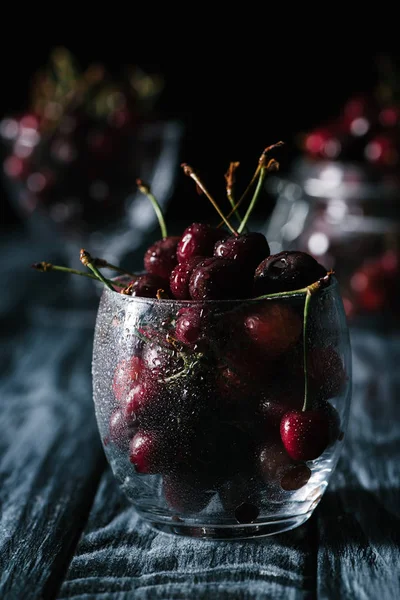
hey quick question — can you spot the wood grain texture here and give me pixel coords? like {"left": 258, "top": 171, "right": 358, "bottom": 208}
{"left": 0, "top": 306, "right": 105, "bottom": 599}
{"left": 58, "top": 468, "right": 317, "bottom": 600}
{"left": 317, "top": 329, "right": 400, "bottom": 600}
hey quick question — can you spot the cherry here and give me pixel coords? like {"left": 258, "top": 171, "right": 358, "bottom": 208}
{"left": 112, "top": 356, "right": 145, "bottom": 402}
{"left": 175, "top": 306, "right": 208, "bottom": 346}
{"left": 280, "top": 409, "right": 332, "bottom": 461}
{"left": 258, "top": 438, "right": 295, "bottom": 482}
{"left": 214, "top": 232, "right": 270, "bottom": 272}
{"left": 169, "top": 255, "right": 205, "bottom": 300}
{"left": 259, "top": 394, "right": 303, "bottom": 432}
{"left": 242, "top": 303, "right": 302, "bottom": 359}
{"left": 218, "top": 473, "right": 261, "bottom": 514}
{"left": 163, "top": 474, "right": 213, "bottom": 514}
{"left": 189, "top": 257, "right": 253, "bottom": 300}
{"left": 308, "top": 346, "right": 346, "bottom": 400}
{"left": 234, "top": 502, "right": 259, "bottom": 524}
{"left": 280, "top": 465, "right": 312, "bottom": 491}
{"left": 142, "top": 340, "right": 184, "bottom": 380}
{"left": 129, "top": 431, "right": 169, "bottom": 474}
{"left": 128, "top": 273, "right": 170, "bottom": 298}
{"left": 144, "top": 236, "right": 180, "bottom": 280}
{"left": 176, "top": 222, "right": 226, "bottom": 264}
{"left": 107, "top": 409, "right": 134, "bottom": 450}
{"left": 253, "top": 251, "right": 327, "bottom": 296}
{"left": 122, "top": 373, "right": 161, "bottom": 426}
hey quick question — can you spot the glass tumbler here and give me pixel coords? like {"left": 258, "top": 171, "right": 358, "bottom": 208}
{"left": 92, "top": 278, "right": 351, "bottom": 539}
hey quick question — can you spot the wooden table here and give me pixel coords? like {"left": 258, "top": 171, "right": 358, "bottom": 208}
{"left": 1, "top": 232, "right": 399, "bottom": 600}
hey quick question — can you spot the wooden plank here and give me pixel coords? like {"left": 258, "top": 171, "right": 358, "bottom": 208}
{"left": 317, "top": 329, "right": 400, "bottom": 600}
{"left": 0, "top": 324, "right": 106, "bottom": 600}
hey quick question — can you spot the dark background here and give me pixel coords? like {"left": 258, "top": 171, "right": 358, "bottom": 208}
{"left": 0, "top": 43, "right": 383, "bottom": 229}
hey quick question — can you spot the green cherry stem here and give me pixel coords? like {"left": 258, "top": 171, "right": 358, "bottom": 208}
{"left": 237, "top": 157, "right": 280, "bottom": 234}
{"left": 31, "top": 262, "right": 125, "bottom": 288}
{"left": 136, "top": 179, "right": 168, "bottom": 239}
{"left": 91, "top": 257, "right": 137, "bottom": 278}
{"left": 80, "top": 249, "right": 115, "bottom": 290}
{"left": 302, "top": 288, "right": 313, "bottom": 413}
{"left": 181, "top": 163, "right": 238, "bottom": 236}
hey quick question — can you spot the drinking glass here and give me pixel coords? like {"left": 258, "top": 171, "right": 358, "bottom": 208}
{"left": 92, "top": 277, "right": 351, "bottom": 539}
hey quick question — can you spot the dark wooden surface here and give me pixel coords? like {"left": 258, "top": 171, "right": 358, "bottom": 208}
{"left": 1, "top": 231, "right": 399, "bottom": 600}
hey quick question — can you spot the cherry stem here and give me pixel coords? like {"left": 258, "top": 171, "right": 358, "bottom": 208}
{"left": 218, "top": 141, "right": 284, "bottom": 228}
{"left": 181, "top": 163, "right": 238, "bottom": 235}
{"left": 31, "top": 262, "right": 125, "bottom": 288}
{"left": 301, "top": 288, "right": 313, "bottom": 413}
{"left": 80, "top": 249, "right": 115, "bottom": 290}
{"left": 253, "top": 272, "right": 332, "bottom": 302}
{"left": 136, "top": 179, "right": 168, "bottom": 239}
{"left": 225, "top": 162, "right": 243, "bottom": 226}
{"left": 91, "top": 257, "right": 136, "bottom": 278}
{"left": 237, "top": 158, "right": 279, "bottom": 233}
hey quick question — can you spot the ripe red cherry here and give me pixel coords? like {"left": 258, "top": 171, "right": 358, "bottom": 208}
{"left": 189, "top": 257, "right": 253, "bottom": 300}
{"left": 169, "top": 255, "right": 205, "bottom": 299}
{"left": 128, "top": 273, "right": 170, "bottom": 298}
{"left": 107, "top": 409, "right": 130, "bottom": 448}
{"left": 254, "top": 251, "right": 327, "bottom": 296}
{"left": 176, "top": 222, "right": 226, "bottom": 264}
{"left": 129, "top": 431, "right": 168, "bottom": 474}
{"left": 213, "top": 232, "right": 270, "bottom": 272}
{"left": 122, "top": 374, "right": 160, "bottom": 425}
{"left": 308, "top": 346, "right": 346, "bottom": 400}
{"left": 258, "top": 438, "right": 295, "bottom": 482}
{"left": 175, "top": 306, "right": 208, "bottom": 346}
{"left": 243, "top": 303, "right": 302, "bottom": 359}
{"left": 144, "top": 236, "right": 180, "bottom": 280}
{"left": 162, "top": 474, "right": 213, "bottom": 514}
{"left": 113, "top": 356, "right": 145, "bottom": 402}
{"left": 280, "top": 409, "right": 332, "bottom": 461}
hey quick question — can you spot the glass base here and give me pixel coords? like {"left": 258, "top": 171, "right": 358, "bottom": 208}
{"left": 138, "top": 510, "right": 314, "bottom": 540}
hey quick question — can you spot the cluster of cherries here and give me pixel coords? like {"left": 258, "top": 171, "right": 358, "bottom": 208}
{"left": 1, "top": 47, "right": 163, "bottom": 230}
{"left": 301, "top": 93, "right": 400, "bottom": 169}
{"left": 34, "top": 145, "right": 346, "bottom": 521}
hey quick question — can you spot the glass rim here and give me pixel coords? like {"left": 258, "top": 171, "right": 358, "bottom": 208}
{"left": 102, "top": 275, "right": 339, "bottom": 307}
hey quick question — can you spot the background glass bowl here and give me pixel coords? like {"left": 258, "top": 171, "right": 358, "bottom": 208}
{"left": 265, "top": 158, "right": 400, "bottom": 324}
{"left": 1, "top": 118, "right": 183, "bottom": 326}
{"left": 92, "top": 279, "right": 352, "bottom": 539}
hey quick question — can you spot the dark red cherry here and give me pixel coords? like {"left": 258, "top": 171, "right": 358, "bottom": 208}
{"left": 258, "top": 439, "right": 295, "bottom": 482}
{"left": 234, "top": 502, "right": 259, "bottom": 524}
{"left": 113, "top": 356, "right": 145, "bottom": 402}
{"left": 280, "top": 409, "right": 332, "bottom": 461}
{"left": 243, "top": 303, "right": 302, "bottom": 358}
{"left": 280, "top": 464, "right": 312, "bottom": 491}
{"left": 142, "top": 340, "right": 184, "bottom": 380}
{"left": 189, "top": 257, "right": 253, "bottom": 300}
{"left": 128, "top": 273, "right": 170, "bottom": 298}
{"left": 175, "top": 306, "right": 208, "bottom": 346}
{"left": 163, "top": 474, "right": 213, "bottom": 514}
{"left": 254, "top": 251, "right": 327, "bottom": 296}
{"left": 308, "top": 346, "right": 346, "bottom": 400}
{"left": 170, "top": 255, "right": 205, "bottom": 299}
{"left": 214, "top": 232, "right": 270, "bottom": 272}
{"left": 144, "top": 236, "right": 180, "bottom": 280}
{"left": 176, "top": 223, "right": 226, "bottom": 264}
{"left": 123, "top": 374, "right": 161, "bottom": 425}
{"left": 107, "top": 409, "right": 130, "bottom": 448}
{"left": 129, "top": 431, "right": 168, "bottom": 474}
